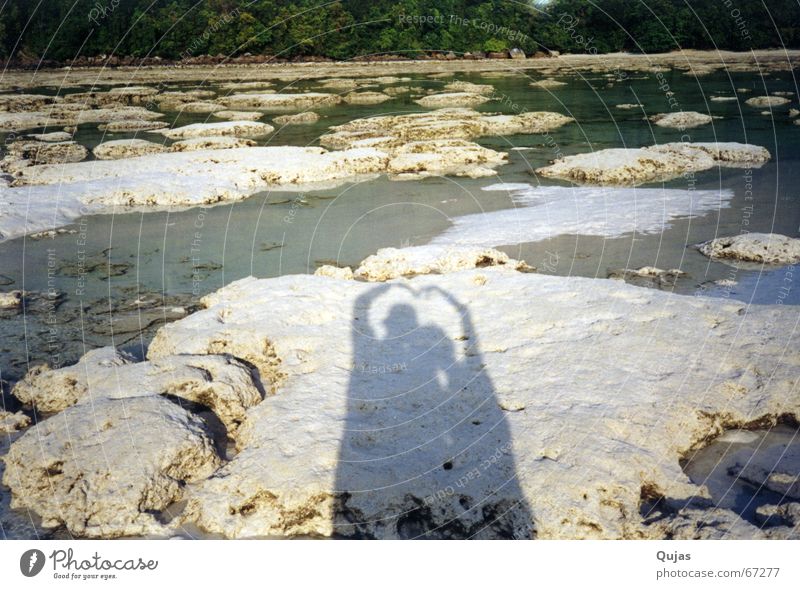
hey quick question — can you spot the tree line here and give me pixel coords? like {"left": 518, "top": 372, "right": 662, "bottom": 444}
{"left": 0, "top": 0, "right": 798, "bottom": 62}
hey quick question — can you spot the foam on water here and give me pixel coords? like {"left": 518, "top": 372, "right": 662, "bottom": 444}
{"left": 430, "top": 184, "right": 733, "bottom": 248}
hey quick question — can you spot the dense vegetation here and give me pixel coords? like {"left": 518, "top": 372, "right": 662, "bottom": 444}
{"left": 0, "top": 0, "right": 798, "bottom": 62}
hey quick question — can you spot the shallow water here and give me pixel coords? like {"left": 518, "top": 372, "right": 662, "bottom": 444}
{"left": 682, "top": 425, "right": 800, "bottom": 525}
{"left": 1, "top": 69, "right": 799, "bottom": 380}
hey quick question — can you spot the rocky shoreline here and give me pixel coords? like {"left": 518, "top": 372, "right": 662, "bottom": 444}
{"left": 1, "top": 247, "right": 799, "bottom": 539}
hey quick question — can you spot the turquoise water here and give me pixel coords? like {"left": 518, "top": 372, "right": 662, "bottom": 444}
{"left": 0, "top": 68, "right": 798, "bottom": 381}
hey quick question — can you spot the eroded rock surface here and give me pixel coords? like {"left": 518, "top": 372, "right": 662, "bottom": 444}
{"left": 3, "top": 395, "right": 221, "bottom": 538}
{"left": 537, "top": 142, "right": 770, "bottom": 185}
{"left": 139, "top": 267, "right": 800, "bottom": 539}
{"left": 697, "top": 233, "right": 800, "bottom": 265}
{"left": 93, "top": 139, "right": 168, "bottom": 160}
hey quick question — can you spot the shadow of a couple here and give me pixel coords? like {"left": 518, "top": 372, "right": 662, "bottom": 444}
{"left": 334, "top": 282, "right": 533, "bottom": 539}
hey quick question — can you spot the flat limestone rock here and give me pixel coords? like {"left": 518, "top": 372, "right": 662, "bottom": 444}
{"left": 537, "top": 142, "right": 770, "bottom": 185}
{"left": 415, "top": 92, "right": 490, "bottom": 108}
{"left": 651, "top": 111, "right": 715, "bottom": 129}
{"left": 154, "top": 120, "right": 274, "bottom": 139}
{"left": 745, "top": 96, "right": 791, "bottom": 107}
{"left": 0, "top": 93, "right": 60, "bottom": 112}
{"left": 273, "top": 112, "right": 319, "bottom": 125}
{"left": 93, "top": 138, "right": 168, "bottom": 160}
{"left": 697, "top": 233, "right": 800, "bottom": 265}
{"left": 353, "top": 246, "right": 533, "bottom": 281}
{"left": 220, "top": 92, "right": 341, "bottom": 112}
{"left": 443, "top": 81, "right": 495, "bottom": 95}
{"left": 2, "top": 395, "right": 221, "bottom": 538}
{"left": 173, "top": 101, "right": 226, "bottom": 113}
{"left": 1, "top": 140, "right": 88, "bottom": 172}
{"left": 212, "top": 110, "right": 264, "bottom": 121}
{"left": 144, "top": 269, "right": 799, "bottom": 539}
{"left": 343, "top": 92, "right": 392, "bottom": 105}
{"left": 170, "top": 136, "right": 257, "bottom": 152}
{"left": 98, "top": 119, "right": 169, "bottom": 132}
{"left": 386, "top": 139, "right": 507, "bottom": 179}
{"left": 320, "top": 108, "right": 573, "bottom": 150}
{"left": 0, "top": 146, "right": 389, "bottom": 240}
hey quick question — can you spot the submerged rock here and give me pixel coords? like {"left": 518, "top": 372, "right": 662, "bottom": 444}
{"left": 530, "top": 78, "right": 567, "bottom": 88}
{"left": 273, "top": 112, "right": 319, "bottom": 125}
{"left": 93, "top": 138, "right": 168, "bottom": 160}
{"left": 697, "top": 233, "right": 800, "bottom": 265}
{"left": 26, "top": 131, "right": 73, "bottom": 142}
{"left": 537, "top": 142, "right": 770, "bottom": 185}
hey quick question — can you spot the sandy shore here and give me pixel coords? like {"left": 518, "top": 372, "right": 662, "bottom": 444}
{"left": 1, "top": 50, "right": 797, "bottom": 90}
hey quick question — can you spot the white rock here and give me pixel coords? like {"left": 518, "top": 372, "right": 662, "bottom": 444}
{"left": 386, "top": 139, "right": 507, "bottom": 180}
{"left": 651, "top": 111, "right": 715, "bottom": 129}
{"left": 220, "top": 92, "right": 341, "bottom": 112}
{"left": 154, "top": 121, "right": 274, "bottom": 139}
{"left": 12, "top": 347, "right": 262, "bottom": 440}
{"left": 320, "top": 108, "right": 572, "bottom": 150}
{"left": 745, "top": 96, "right": 791, "bottom": 107}
{"left": 697, "top": 233, "right": 800, "bottom": 265}
{"left": 710, "top": 96, "right": 737, "bottom": 102}
{"left": 0, "top": 410, "right": 29, "bottom": 433}
{"left": 415, "top": 92, "right": 490, "bottom": 108}
{"left": 537, "top": 142, "right": 770, "bottom": 185}
{"left": 2, "top": 396, "right": 221, "bottom": 538}
{"left": 142, "top": 270, "right": 800, "bottom": 539}
{"left": 314, "top": 265, "right": 354, "bottom": 280}
{"left": 443, "top": 81, "right": 495, "bottom": 95}
{"left": 0, "top": 147, "right": 389, "bottom": 240}
{"left": 0, "top": 290, "right": 23, "bottom": 309}
{"left": 26, "top": 131, "right": 73, "bottom": 142}
{"left": 212, "top": 110, "right": 264, "bottom": 121}
{"left": 93, "top": 138, "right": 168, "bottom": 160}
{"left": 354, "top": 246, "right": 533, "bottom": 281}
{"left": 98, "top": 119, "right": 169, "bottom": 132}
{"left": 531, "top": 79, "right": 567, "bottom": 88}
{"left": 174, "top": 101, "right": 225, "bottom": 113}
{"left": 343, "top": 92, "right": 392, "bottom": 105}
{"left": 273, "top": 112, "right": 320, "bottom": 125}
{"left": 169, "top": 136, "right": 256, "bottom": 152}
